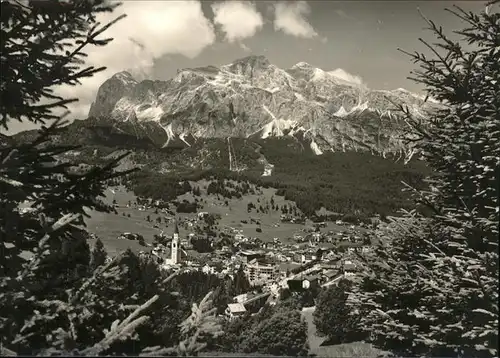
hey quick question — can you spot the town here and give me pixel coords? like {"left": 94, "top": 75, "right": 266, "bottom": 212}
{"left": 104, "top": 187, "right": 376, "bottom": 322}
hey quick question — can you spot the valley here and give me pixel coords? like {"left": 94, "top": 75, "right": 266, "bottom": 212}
{"left": 12, "top": 119, "right": 432, "bottom": 222}
{"left": 85, "top": 182, "right": 364, "bottom": 257}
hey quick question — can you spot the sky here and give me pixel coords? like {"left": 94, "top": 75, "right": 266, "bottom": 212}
{"left": 3, "top": 0, "right": 489, "bottom": 135}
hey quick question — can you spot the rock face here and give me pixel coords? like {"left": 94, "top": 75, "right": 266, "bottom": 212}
{"left": 88, "top": 55, "right": 441, "bottom": 158}
{"left": 88, "top": 71, "right": 138, "bottom": 118}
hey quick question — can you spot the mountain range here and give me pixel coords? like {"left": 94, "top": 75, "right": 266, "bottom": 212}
{"left": 87, "top": 55, "right": 441, "bottom": 161}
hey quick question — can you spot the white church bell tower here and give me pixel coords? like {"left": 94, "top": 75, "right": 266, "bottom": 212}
{"left": 171, "top": 219, "right": 181, "bottom": 265}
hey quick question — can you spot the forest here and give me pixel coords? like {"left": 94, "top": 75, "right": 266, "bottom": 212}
{"left": 125, "top": 143, "right": 431, "bottom": 221}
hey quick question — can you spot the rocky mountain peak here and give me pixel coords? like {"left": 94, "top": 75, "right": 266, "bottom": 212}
{"left": 221, "top": 55, "right": 272, "bottom": 76}
{"left": 111, "top": 71, "right": 137, "bottom": 85}
{"left": 88, "top": 71, "right": 138, "bottom": 118}
{"left": 233, "top": 54, "right": 270, "bottom": 67}
{"left": 88, "top": 55, "right": 442, "bottom": 158}
{"left": 291, "top": 61, "right": 313, "bottom": 69}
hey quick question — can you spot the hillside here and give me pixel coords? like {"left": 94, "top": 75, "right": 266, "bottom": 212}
{"left": 126, "top": 146, "right": 430, "bottom": 220}
{"left": 11, "top": 119, "right": 431, "bottom": 221}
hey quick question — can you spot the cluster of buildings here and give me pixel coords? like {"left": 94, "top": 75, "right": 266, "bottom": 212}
{"left": 146, "top": 224, "right": 368, "bottom": 289}
{"left": 134, "top": 213, "right": 373, "bottom": 321}
{"left": 222, "top": 250, "right": 364, "bottom": 320}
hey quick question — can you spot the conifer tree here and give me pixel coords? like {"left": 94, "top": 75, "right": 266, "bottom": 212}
{"left": 239, "top": 303, "right": 309, "bottom": 356}
{"left": 348, "top": 2, "right": 499, "bottom": 357}
{"left": 0, "top": 0, "right": 148, "bottom": 354}
{"left": 140, "top": 291, "right": 223, "bottom": 357}
{"left": 233, "top": 265, "right": 251, "bottom": 295}
{"left": 314, "top": 279, "right": 363, "bottom": 344}
{"left": 90, "top": 238, "right": 107, "bottom": 271}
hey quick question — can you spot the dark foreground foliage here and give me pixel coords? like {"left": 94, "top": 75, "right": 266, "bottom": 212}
{"left": 348, "top": 2, "right": 499, "bottom": 357}
{"left": 217, "top": 302, "right": 310, "bottom": 356}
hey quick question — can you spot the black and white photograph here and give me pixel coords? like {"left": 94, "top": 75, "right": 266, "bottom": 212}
{"left": 1, "top": 0, "right": 498, "bottom": 356}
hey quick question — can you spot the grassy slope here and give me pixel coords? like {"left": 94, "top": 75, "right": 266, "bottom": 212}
{"left": 86, "top": 178, "right": 361, "bottom": 255}
{"left": 84, "top": 183, "right": 316, "bottom": 254}
{"left": 85, "top": 186, "right": 160, "bottom": 255}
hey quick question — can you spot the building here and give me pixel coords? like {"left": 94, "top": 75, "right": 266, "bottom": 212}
{"left": 198, "top": 212, "right": 209, "bottom": 219}
{"left": 278, "top": 262, "right": 302, "bottom": 278}
{"left": 226, "top": 303, "right": 247, "bottom": 320}
{"left": 287, "top": 274, "right": 320, "bottom": 292}
{"left": 231, "top": 231, "right": 243, "bottom": 240}
{"left": 170, "top": 220, "right": 181, "bottom": 264}
{"left": 162, "top": 219, "right": 185, "bottom": 267}
{"left": 233, "top": 293, "right": 249, "bottom": 304}
{"left": 293, "top": 253, "right": 317, "bottom": 264}
{"left": 342, "top": 259, "right": 357, "bottom": 273}
{"left": 321, "top": 269, "right": 340, "bottom": 283}
{"left": 337, "top": 242, "right": 371, "bottom": 254}
{"left": 239, "top": 250, "right": 265, "bottom": 263}
{"left": 245, "top": 259, "right": 280, "bottom": 286}
{"left": 202, "top": 264, "right": 216, "bottom": 275}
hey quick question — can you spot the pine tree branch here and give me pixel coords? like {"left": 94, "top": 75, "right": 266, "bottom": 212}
{"left": 17, "top": 212, "right": 80, "bottom": 281}
{"left": 400, "top": 181, "right": 442, "bottom": 216}
{"left": 0, "top": 345, "right": 18, "bottom": 356}
{"left": 68, "top": 251, "right": 126, "bottom": 304}
{"left": 80, "top": 294, "right": 159, "bottom": 356}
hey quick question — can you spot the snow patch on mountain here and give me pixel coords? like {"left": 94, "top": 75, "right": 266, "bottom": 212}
{"left": 294, "top": 92, "right": 305, "bottom": 101}
{"left": 288, "top": 126, "right": 306, "bottom": 136}
{"left": 351, "top": 101, "right": 370, "bottom": 113}
{"left": 258, "top": 119, "right": 295, "bottom": 139}
{"left": 179, "top": 133, "right": 191, "bottom": 147}
{"left": 124, "top": 110, "right": 136, "bottom": 122}
{"left": 310, "top": 140, "right": 323, "bottom": 155}
{"left": 331, "top": 101, "right": 370, "bottom": 118}
{"left": 262, "top": 105, "right": 277, "bottom": 120}
{"left": 327, "top": 68, "right": 364, "bottom": 86}
{"left": 312, "top": 68, "right": 327, "bottom": 81}
{"left": 112, "top": 97, "right": 133, "bottom": 113}
{"left": 290, "top": 62, "right": 363, "bottom": 87}
{"left": 334, "top": 106, "right": 349, "bottom": 117}
{"left": 113, "top": 97, "right": 164, "bottom": 122}
{"left": 136, "top": 105, "right": 164, "bottom": 122}
{"left": 256, "top": 105, "right": 297, "bottom": 139}
{"left": 160, "top": 123, "right": 175, "bottom": 148}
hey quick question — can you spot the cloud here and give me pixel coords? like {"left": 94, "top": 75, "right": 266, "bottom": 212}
{"left": 51, "top": 1, "right": 215, "bottom": 122}
{"left": 273, "top": 1, "right": 318, "bottom": 39}
{"left": 211, "top": 1, "right": 264, "bottom": 43}
{"left": 239, "top": 43, "right": 251, "bottom": 52}
{"left": 328, "top": 68, "right": 365, "bottom": 86}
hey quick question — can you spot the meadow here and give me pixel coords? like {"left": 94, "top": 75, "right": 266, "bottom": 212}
{"left": 84, "top": 182, "right": 353, "bottom": 255}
